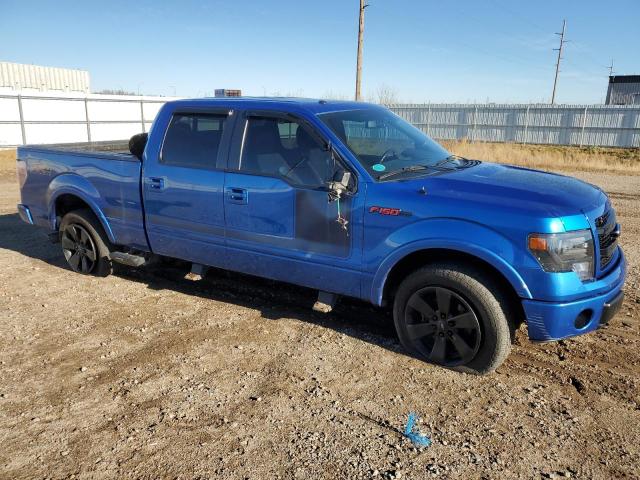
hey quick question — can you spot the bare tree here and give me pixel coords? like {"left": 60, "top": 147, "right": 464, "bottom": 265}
{"left": 375, "top": 84, "right": 399, "bottom": 105}
{"left": 322, "top": 90, "right": 351, "bottom": 100}
{"left": 95, "top": 89, "right": 136, "bottom": 96}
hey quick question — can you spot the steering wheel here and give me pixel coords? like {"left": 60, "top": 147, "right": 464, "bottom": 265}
{"left": 379, "top": 148, "right": 398, "bottom": 164}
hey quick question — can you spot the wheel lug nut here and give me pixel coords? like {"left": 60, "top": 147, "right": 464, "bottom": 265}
{"left": 438, "top": 332, "right": 445, "bottom": 337}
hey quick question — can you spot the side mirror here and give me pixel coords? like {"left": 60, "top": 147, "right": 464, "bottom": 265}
{"left": 328, "top": 170, "right": 352, "bottom": 200}
{"left": 333, "top": 170, "right": 351, "bottom": 191}
{"left": 128, "top": 132, "right": 148, "bottom": 160}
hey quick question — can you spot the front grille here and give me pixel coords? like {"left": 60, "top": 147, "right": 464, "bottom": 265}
{"left": 596, "top": 209, "right": 618, "bottom": 269}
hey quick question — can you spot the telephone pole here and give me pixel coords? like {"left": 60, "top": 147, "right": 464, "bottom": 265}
{"left": 551, "top": 19, "right": 566, "bottom": 104}
{"left": 607, "top": 59, "right": 615, "bottom": 77}
{"left": 355, "top": 0, "right": 368, "bottom": 101}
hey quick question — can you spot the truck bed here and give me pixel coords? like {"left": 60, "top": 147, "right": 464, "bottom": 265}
{"left": 17, "top": 141, "right": 148, "bottom": 250}
{"left": 20, "top": 140, "right": 135, "bottom": 160}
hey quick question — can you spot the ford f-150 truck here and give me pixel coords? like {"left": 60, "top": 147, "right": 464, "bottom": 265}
{"left": 16, "top": 98, "right": 626, "bottom": 374}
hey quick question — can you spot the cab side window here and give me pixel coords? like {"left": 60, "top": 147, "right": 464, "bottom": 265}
{"left": 239, "top": 116, "right": 335, "bottom": 188}
{"left": 161, "top": 113, "right": 227, "bottom": 169}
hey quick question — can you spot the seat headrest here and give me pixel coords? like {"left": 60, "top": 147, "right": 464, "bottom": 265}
{"left": 247, "top": 119, "right": 282, "bottom": 153}
{"left": 296, "top": 126, "right": 318, "bottom": 150}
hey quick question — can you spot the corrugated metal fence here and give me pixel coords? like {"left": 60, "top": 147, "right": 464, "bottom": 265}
{"left": 390, "top": 104, "right": 640, "bottom": 148}
{"left": 1, "top": 95, "right": 639, "bottom": 148}
{"left": 0, "top": 93, "right": 170, "bottom": 147}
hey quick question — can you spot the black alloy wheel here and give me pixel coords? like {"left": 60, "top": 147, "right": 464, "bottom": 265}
{"left": 404, "top": 286, "right": 481, "bottom": 366}
{"left": 61, "top": 223, "right": 98, "bottom": 274}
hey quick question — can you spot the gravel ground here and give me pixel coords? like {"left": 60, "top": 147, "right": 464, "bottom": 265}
{"left": 0, "top": 166, "right": 638, "bottom": 479}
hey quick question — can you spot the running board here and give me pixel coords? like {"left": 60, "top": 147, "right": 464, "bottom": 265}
{"left": 312, "top": 291, "right": 338, "bottom": 313}
{"left": 187, "top": 263, "right": 209, "bottom": 280}
{"left": 110, "top": 251, "right": 147, "bottom": 267}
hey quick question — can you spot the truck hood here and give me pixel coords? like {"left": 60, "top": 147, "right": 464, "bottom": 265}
{"left": 407, "top": 161, "right": 606, "bottom": 218}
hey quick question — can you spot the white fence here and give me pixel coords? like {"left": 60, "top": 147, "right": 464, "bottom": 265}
{"left": 0, "top": 93, "right": 172, "bottom": 147}
{"left": 1, "top": 94, "right": 639, "bottom": 148}
{"left": 390, "top": 104, "right": 640, "bottom": 148}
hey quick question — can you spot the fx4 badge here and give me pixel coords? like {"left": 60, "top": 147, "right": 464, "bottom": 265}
{"left": 369, "top": 206, "right": 412, "bottom": 217}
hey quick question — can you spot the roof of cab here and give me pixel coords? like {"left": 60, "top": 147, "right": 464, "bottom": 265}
{"left": 165, "top": 97, "right": 384, "bottom": 115}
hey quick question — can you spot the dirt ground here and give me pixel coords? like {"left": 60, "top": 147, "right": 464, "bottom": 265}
{"left": 0, "top": 154, "right": 639, "bottom": 479}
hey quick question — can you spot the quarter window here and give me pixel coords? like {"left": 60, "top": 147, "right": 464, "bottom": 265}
{"left": 161, "top": 113, "right": 227, "bottom": 169}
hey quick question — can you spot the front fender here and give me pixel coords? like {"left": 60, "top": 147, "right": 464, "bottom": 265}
{"left": 369, "top": 218, "right": 532, "bottom": 305}
{"left": 47, "top": 173, "right": 115, "bottom": 242}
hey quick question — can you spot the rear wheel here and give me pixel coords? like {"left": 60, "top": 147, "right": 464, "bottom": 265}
{"left": 393, "top": 262, "right": 514, "bottom": 374}
{"left": 59, "top": 209, "right": 112, "bottom": 277}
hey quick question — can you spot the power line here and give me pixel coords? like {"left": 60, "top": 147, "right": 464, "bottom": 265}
{"left": 551, "top": 19, "right": 567, "bottom": 104}
{"left": 487, "top": 0, "right": 551, "bottom": 35}
{"left": 441, "top": 2, "right": 559, "bottom": 74}
{"left": 488, "top": 0, "right": 610, "bottom": 79}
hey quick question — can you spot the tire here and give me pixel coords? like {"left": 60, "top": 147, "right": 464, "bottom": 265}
{"left": 59, "top": 209, "right": 113, "bottom": 277}
{"left": 393, "top": 262, "right": 514, "bottom": 374}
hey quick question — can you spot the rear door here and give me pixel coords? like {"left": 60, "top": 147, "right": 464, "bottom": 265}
{"left": 143, "top": 108, "right": 234, "bottom": 267}
{"left": 223, "top": 110, "right": 364, "bottom": 297}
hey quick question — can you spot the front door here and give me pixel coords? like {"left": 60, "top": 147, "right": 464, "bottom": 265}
{"left": 143, "top": 110, "right": 232, "bottom": 267}
{"left": 223, "top": 112, "right": 364, "bottom": 297}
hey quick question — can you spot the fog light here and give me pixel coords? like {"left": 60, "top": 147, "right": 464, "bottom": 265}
{"left": 574, "top": 309, "right": 593, "bottom": 329}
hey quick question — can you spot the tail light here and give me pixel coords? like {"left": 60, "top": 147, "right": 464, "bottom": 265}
{"left": 16, "top": 159, "right": 27, "bottom": 188}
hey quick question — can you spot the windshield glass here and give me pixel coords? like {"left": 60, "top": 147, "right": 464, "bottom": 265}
{"left": 318, "top": 108, "right": 451, "bottom": 179}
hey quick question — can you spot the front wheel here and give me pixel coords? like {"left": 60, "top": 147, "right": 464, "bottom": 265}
{"left": 59, "top": 209, "right": 112, "bottom": 277}
{"left": 393, "top": 262, "right": 514, "bottom": 374}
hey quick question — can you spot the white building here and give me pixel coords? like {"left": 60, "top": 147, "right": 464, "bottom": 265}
{"left": 0, "top": 61, "right": 90, "bottom": 94}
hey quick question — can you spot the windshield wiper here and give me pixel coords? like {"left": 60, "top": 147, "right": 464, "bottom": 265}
{"left": 434, "top": 155, "right": 465, "bottom": 167}
{"left": 377, "top": 164, "right": 430, "bottom": 180}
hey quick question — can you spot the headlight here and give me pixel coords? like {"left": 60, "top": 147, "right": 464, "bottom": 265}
{"left": 528, "top": 229, "right": 594, "bottom": 281}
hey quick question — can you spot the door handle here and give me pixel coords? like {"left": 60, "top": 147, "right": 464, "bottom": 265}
{"left": 148, "top": 177, "right": 165, "bottom": 190}
{"left": 226, "top": 187, "right": 248, "bottom": 204}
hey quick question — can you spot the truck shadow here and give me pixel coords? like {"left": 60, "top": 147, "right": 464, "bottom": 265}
{"left": 0, "top": 212, "right": 402, "bottom": 357}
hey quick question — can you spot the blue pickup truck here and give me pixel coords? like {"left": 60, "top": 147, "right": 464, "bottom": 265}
{"left": 16, "top": 98, "right": 626, "bottom": 373}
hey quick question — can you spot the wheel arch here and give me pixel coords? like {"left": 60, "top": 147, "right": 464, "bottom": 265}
{"left": 47, "top": 175, "right": 115, "bottom": 243}
{"left": 374, "top": 246, "right": 530, "bottom": 327}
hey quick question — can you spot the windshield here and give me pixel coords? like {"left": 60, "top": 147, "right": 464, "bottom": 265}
{"left": 318, "top": 108, "right": 452, "bottom": 179}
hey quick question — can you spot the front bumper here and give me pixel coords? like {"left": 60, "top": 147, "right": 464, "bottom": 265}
{"left": 523, "top": 250, "right": 626, "bottom": 341}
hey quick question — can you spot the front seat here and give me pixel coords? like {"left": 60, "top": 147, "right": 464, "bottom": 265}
{"left": 285, "top": 126, "right": 332, "bottom": 187}
{"left": 242, "top": 119, "right": 289, "bottom": 175}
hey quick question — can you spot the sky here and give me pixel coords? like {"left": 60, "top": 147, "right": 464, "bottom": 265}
{"left": 1, "top": 0, "right": 639, "bottom": 104}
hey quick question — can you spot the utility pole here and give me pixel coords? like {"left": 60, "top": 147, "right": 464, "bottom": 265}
{"left": 607, "top": 59, "right": 615, "bottom": 77}
{"left": 551, "top": 19, "right": 566, "bottom": 104}
{"left": 355, "top": 0, "right": 368, "bottom": 101}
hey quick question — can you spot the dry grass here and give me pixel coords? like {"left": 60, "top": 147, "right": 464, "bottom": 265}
{"left": 0, "top": 149, "right": 16, "bottom": 171}
{"left": 442, "top": 140, "right": 640, "bottom": 175}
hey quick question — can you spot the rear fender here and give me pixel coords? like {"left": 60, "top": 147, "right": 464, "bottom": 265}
{"left": 370, "top": 218, "right": 532, "bottom": 305}
{"left": 46, "top": 173, "right": 115, "bottom": 242}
